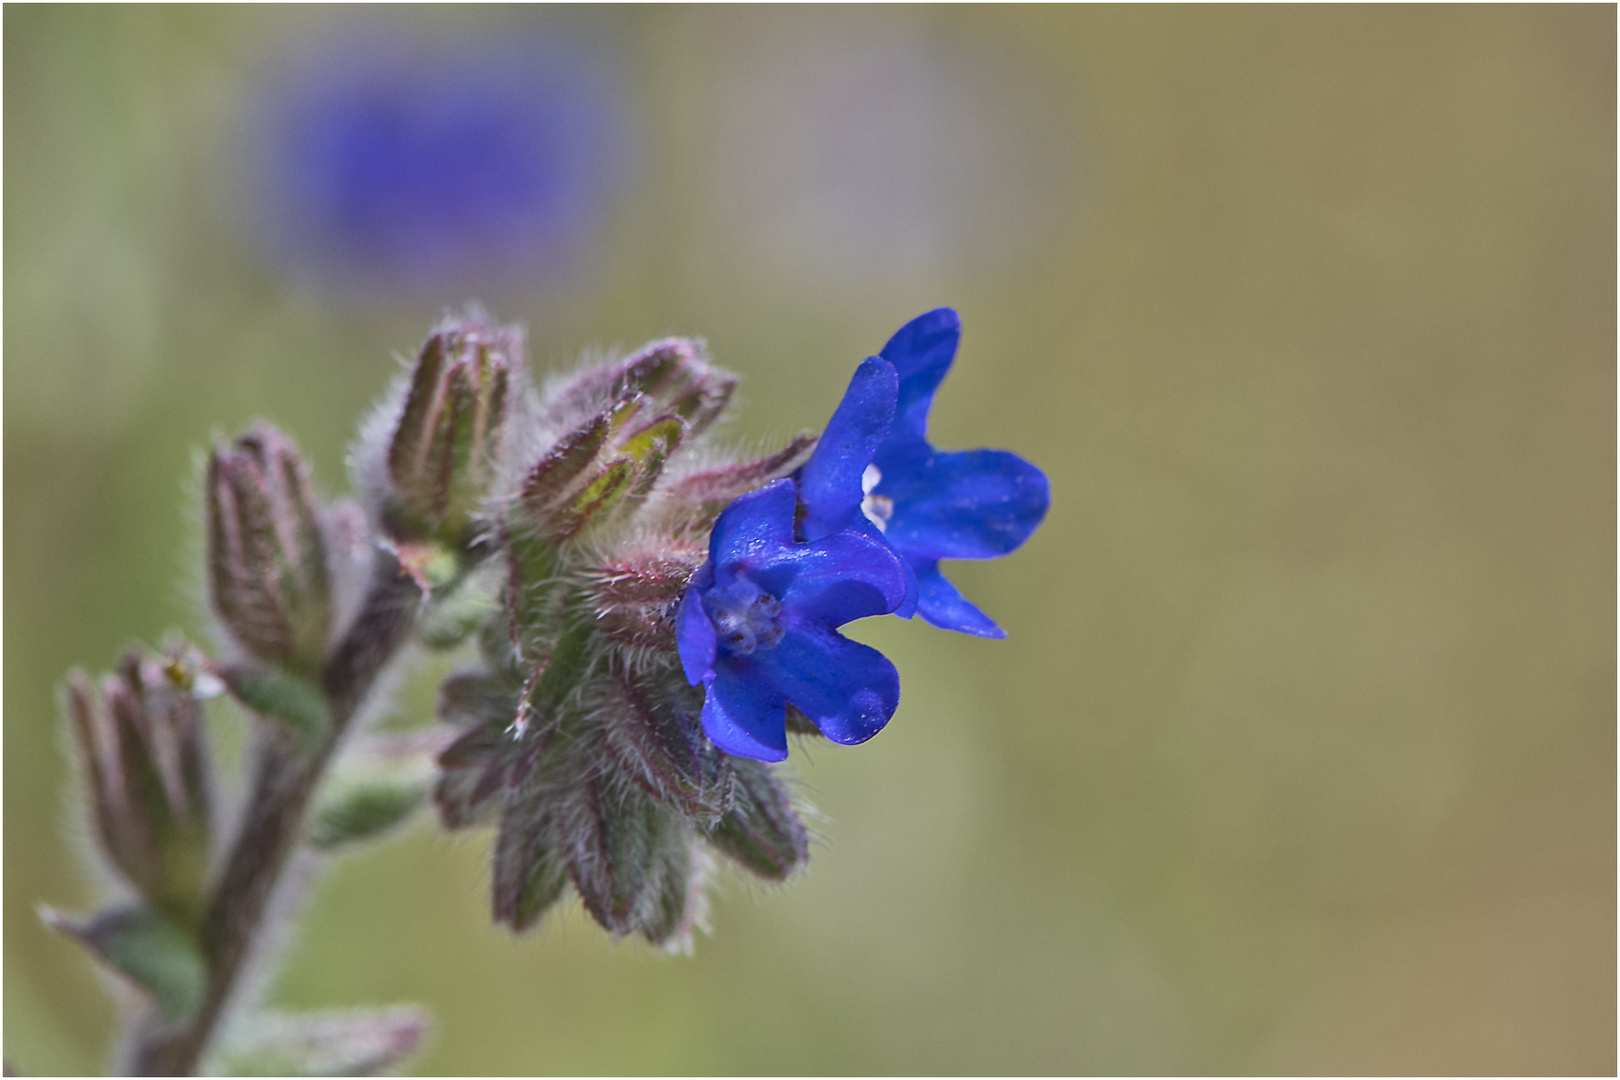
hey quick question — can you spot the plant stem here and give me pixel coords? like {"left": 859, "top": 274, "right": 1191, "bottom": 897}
{"left": 126, "top": 553, "right": 422, "bottom": 1075}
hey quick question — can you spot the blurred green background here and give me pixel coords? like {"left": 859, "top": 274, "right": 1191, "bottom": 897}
{"left": 6, "top": 6, "right": 1614, "bottom": 1075}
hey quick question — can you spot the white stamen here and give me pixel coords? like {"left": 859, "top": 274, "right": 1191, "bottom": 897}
{"left": 860, "top": 465, "right": 893, "bottom": 532}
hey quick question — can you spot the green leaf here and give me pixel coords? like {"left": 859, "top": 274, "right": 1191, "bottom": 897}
{"left": 416, "top": 585, "right": 497, "bottom": 650}
{"left": 519, "top": 615, "right": 596, "bottom": 719}
{"left": 309, "top": 778, "right": 428, "bottom": 851}
{"left": 209, "top": 1006, "right": 430, "bottom": 1076}
{"left": 506, "top": 530, "right": 562, "bottom": 647}
{"left": 223, "top": 666, "right": 332, "bottom": 744}
{"left": 43, "top": 904, "right": 207, "bottom": 1021}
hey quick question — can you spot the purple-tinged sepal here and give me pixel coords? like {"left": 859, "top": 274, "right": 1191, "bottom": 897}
{"left": 541, "top": 337, "right": 736, "bottom": 440}
{"left": 666, "top": 431, "right": 819, "bottom": 534}
{"left": 598, "top": 668, "right": 734, "bottom": 825}
{"left": 555, "top": 774, "right": 707, "bottom": 948}
{"left": 704, "top": 757, "right": 811, "bottom": 881}
{"left": 490, "top": 784, "right": 569, "bottom": 933}
{"left": 585, "top": 552, "right": 704, "bottom": 653}
{"left": 432, "top": 719, "right": 510, "bottom": 831}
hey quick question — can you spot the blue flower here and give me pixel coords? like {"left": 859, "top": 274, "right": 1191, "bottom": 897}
{"left": 676, "top": 479, "right": 909, "bottom": 762}
{"left": 797, "top": 309, "right": 1050, "bottom": 637}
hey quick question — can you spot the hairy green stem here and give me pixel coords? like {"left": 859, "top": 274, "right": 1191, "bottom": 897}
{"left": 126, "top": 553, "right": 422, "bottom": 1075}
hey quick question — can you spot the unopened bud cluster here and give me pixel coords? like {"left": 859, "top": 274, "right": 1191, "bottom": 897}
{"left": 426, "top": 335, "right": 817, "bottom": 947}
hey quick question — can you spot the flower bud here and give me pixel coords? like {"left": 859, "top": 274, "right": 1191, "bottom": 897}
{"left": 610, "top": 338, "right": 736, "bottom": 437}
{"left": 207, "top": 425, "right": 333, "bottom": 674}
{"left": 503, "top": 408, "right": 692, "bottom": 656}
{"left": 514, "top": 404, "right": 685, "bottom": 545}
{"left": 380, "top": 314, "right": 515, "bottom": 566}
{"left": 543, "top": 338, "right": 736, "bottom": 439}
{"left": 507, "top": 338, "right": 737, "bottom": 551}
{"left": 586, "top": 554, "right": 702, "bottom": 652}
{"left": 68, "top": 651, "right": 214, "bottom": 913}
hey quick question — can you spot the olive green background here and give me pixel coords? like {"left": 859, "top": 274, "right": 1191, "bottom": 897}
{"left": 6, "top": 6, "right": 1613, "bottom": 1075}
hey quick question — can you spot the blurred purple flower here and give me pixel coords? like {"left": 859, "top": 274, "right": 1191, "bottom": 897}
{"left": 247, "top": 32, "right": 631, "bottom": 297}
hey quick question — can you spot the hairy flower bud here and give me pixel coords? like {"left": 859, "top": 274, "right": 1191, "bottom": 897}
{"left": 379, "top": 314, "right": 515, "bottom": 577}
{"left": 207, "top": 425, "right": 333, "bottom": 674}
{"left": 514, "top": 404, "right": 685, "bottom": 547}
{"left": 543, "top": 338, "right": 736, "bottom": 439}
{"left": 508, "top": 338, "right": 739, "bottom": 550}
{"left": 599, "top": 669, "right": 733, "bottom": 824}
{"left": 669, "top": 431, "right": 819, "bottom": 516}
{"left": 68, "top": 650, "right": 214, "bottom": 914}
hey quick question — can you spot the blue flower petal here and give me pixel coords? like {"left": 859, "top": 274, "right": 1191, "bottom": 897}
{"left": 797, "top": 357, "right": 898, "bottom": 541}
{"left": 710, "top": 478, "right": 798, "bottom": 568}
{"left": 913, "top": 560, "right": 1007, "bottom": 639}
{"left": 702, "top": 667, "right": 789, "bottom": 762}
{"left": 879, "top": 307, "right": 960, "bottom": 447}
{"left": 755, "top": 530, "right": 909, "bottom": 626}
{"left": 874, "top": 448, "right": 1050, "bottom": 561}
{"left": 675, "top": 574, "right": 717, "bottom": 686}
{"left": 893, "top": 568, "right": 920, "bottom": 620}
{"left": 754, "top": 627, "right": 900, "bottom": 746}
